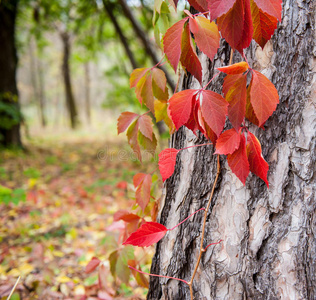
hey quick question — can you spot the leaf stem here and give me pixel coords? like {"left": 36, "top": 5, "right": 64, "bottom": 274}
{"left": 181, "top": 142, "right": 212, "bottom": 151}
{"left": 201, "top": 72, "right": 220, "bottom": 90}
{"left": 188, "top": 155, "right": 221, "bottom": 300}
{"left": 128, "top": 265, "right": 189, "bottom": 285}
{"left": 229, "top": 48, "right": 234, "bottom": 65}
{"left": 203, "top": 239, "right": 223, "bottom": 252}
{"left": 152, "top": 54, "right": 166, "bottom": 69}
{"left": 168, "top": 208, "right": 205, "bottom": 231}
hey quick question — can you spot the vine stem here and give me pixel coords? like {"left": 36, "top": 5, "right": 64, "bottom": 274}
{"left": 128, "top": 266, "right": 189, "bottom": 285}
{"left": 188, "top": 155, "right": 221, "bottom": 300}
{"left": 168, "top": 208, "right": 205, "bottom": 231}
{"left": 182, "top": 142, "right": 212, "bottom": 151}
{"left": 152, "top": 54, "right": 166, "bottom": 69}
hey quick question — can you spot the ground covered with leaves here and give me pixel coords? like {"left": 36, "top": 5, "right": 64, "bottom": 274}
{"left": 0, "top": 134, "right": 155, "bottom": 300}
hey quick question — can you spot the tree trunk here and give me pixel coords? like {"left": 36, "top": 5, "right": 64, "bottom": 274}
{"left": 84, "top": 62, "right": 91, "bottom": 124}
{"left": 37, "top": 57, "right": 46, "bottom": 127}
{"left": 118, "top": 0, "right": 175, "bottom": 92}
{"left": 102, "top": 0, "right": 139, "bottom": 70}
{"left": 60, "top": 31, "right": 78, "bottom": 129}
{"left": 148, "top": 1, "right": 316, "bottom": 299}
{"left": 0, "top": 0, "right": 22, "bottom": 148}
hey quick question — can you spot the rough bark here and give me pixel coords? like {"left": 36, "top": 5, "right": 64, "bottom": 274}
{"left": 60, "top": 31, "right": 78, "bottom": 129}
{"left": 0, "top": 0, "right": 22, "bottom": 147}
{"left": 148, "top": 1, "right": 316, "bottom": 299}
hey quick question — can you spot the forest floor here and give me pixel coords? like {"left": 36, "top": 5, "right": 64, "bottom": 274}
{"left": 0, "top": 130, "right": 156, "bottom": 300}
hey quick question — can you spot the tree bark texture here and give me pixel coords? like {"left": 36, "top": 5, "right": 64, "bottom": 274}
{"left": 148, "top": 1, "right": 316, "bottom": 299}
{"left": 0, "top": 0, "right": 22, "bottom": 147}
{"left": 60, "top": 31, "right": 78, "bottom": 129}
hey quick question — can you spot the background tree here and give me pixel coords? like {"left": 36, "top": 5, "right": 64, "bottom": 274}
{"left": 0, "top": 0, "right": 22, "bottom": 148}
{"left": 147, "top": 0, "right": 316, "bottom": 299}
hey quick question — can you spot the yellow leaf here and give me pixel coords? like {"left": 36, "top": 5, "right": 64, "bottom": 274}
{"left": 56, "top": 275, "right": 71, "bottom": 283}
{"left": 7, "top": 268, "right": 20, "bottom": 277}
{"left": 74, "top": 285, "right": 85, "bottom": 295}
{"left": 52, "top": 250, "right": 64, "bottom": 257}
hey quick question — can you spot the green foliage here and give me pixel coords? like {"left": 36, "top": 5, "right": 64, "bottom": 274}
{"left": 0, "top": 185, "right": 26, "bottom": 205}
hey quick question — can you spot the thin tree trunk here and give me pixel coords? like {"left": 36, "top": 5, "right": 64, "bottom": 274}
{"left": 60, "top": 31, "right": 78, "bottom": 129}
{"left": 102, "top": 0, "right": 139, "bottom": 70}
{"left": 148, "top": 1, "right": 316, "bottom": 299}
{"left": 37, "top": 58, "right": 46, "bottom": 127}
{"left": 84, "top": 62, "right": 91, "bottom": 124}
{"left": 0, "top": 0, "right": 22, "bottom": 148}
{"left": 118, "top": 0, "right": 175, "bottom": 91}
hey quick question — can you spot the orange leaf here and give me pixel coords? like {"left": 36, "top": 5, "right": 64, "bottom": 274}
{"left": 180, "top": 24, "right": 202, "bottom": 84}
{"left": 217, "top": 61, "right": 249, "bottom": 75}
{"left": 190, "top": 16, "right": 220, "bottom": 61}
{"left": 222, "top": 74, "right": 243, "bottom": 96}
{"left": 141, "top": 74, "right": 155, "bottom": 113}
{"left": 251, "top": 0, "right": 278, "bottom": 48}
{"left": 250, "top": 69, "right": 279, "bottom": 126}
{"left": 126, "top": 119, "right": 142, "bottom": 161}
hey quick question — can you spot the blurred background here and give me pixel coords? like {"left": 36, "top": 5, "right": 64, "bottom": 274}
{"left": 0, "top": 0, "right": 182, "bottom": 299}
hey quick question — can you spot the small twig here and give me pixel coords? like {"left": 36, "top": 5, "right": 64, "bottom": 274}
{"left": 7, "top": 276, "right": 20, "bottom": 300}
{"left": 188, "top": 155, "right": 221, "bottom": 300}
{"left": 168, "top": 208, "right": 205, "bottom": 231}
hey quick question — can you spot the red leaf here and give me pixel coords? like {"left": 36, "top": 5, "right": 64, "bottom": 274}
{"left": 152, "top": 68, "right": 167, "bottom": 92}
{"left": 215, "top": 128, "right": 241, "bottom": 155}
{"left": 223, "top": 74, "right": 243, "bottom": 96}
{"left": 114, "top": 210, "right": 141, "bottom": 223}
{"left": 126, "top": 119, "right": 142, "bottom": 162}
{"left": 133, "top": 173, "right": 147, "bottom": 188}
{"left": 158, "top": 148, "right": 180, "bottom": 182}
{"left": 226, "top": 74, "right": 247, "bottom": 129}
{"left": 208, "top": 0, "right": 237, "bottom": 20}
{"left": 190, "top": 16, "right": 220, "bottom": 61}
{"left": 235, "top": 0, "right": 253, "bottom": 53}
{"left": 187, "top": 0, "right": 208, "bottom": 13}
{"left": 168, "top": 89, "right": 197, "bottom": 130}
{"left": 122, "top": 222, "right": 168, "bottom": 247}
{"left": 200, "top": 90, "right": 228, "bottom": 137}
{"left": 130, "top": 68, "right": 149, "bottom": 88}
{"left": 117, "top": 112, "right": 139, "bottom": 134}
{"left": 251, "top": 0, "right": 278, "bottom": 48}
{"left": 217, "top": 61, "right": 249, "bottom": 75}
{"left": 180, "top": 24, "right": 202, "bottom": 84}
{"left": 138, "top": 115, "right": 153, "bottom": 141}
{"left": 169, "top": 0, "right": 179, "bottom": 11}
{"left": 246, "top": 132, "right": 269, "bottom": 187}
{"left": 245, "top": 80, "right": 260, "bottom": 125}
{"left": 217, "top": 0, "right": 244, "bottom": 50}
{"left": 250, "top": 70, "right": 279, "bottom": 126}
{"left": 86, "top": 257, "right": 101, "bottom": 274}
{"left": 253, "top": 0, "right": 282, "bottom": 20}
{"left": 227, "top": 134, "right": 249, "bottom": 184}
{"left": 135, "top": 174, "right": 152, "bottom": 212}
{"left": 141, "top": 74, "right": 155, "bottom": 113}
{"left": 163, "top": 19, "right": 186, "bottom": 72}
